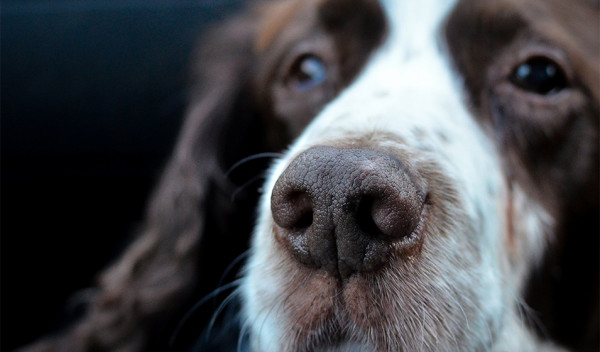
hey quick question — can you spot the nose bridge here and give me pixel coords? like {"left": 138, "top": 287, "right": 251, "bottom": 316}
{"left": 288, "top": 0, "right": 464, "bottom": 145}
{"left": 363, "top": 45, "right": 457, "bottom": 108}
{"left": 303, "top": 49, "right": 464, "bottom": 147}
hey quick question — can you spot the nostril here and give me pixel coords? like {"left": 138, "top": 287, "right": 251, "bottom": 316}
{"left": 355, "top": 196, "right": 383, "bottom": 237}
{"left": 271, "top": 190, "right": 314, "bottom": 230}
{"left": 288, "top": 191, "right": 313, "bottom": 229}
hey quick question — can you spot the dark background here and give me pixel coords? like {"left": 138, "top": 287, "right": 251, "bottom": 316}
{"left": 2, "top": 0, "right": 244, "bottom": 349}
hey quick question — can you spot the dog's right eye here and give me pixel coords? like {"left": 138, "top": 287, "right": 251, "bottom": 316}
{"left": 286, "top": 54, "right": 327, "bottom": 91}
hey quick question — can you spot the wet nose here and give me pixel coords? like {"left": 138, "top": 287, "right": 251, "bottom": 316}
{"left": 271, "top": 146, "right": 426, "bottom": 280}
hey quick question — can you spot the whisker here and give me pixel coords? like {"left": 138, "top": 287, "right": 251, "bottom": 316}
{"left": 237, "top": 323, "right": 249, "bottom": 352}
{"left": 513, "top": 292, "right": 548, "bottom": 338}
{"left": 206, "top": 287, "right": 242, "bottom": 339}
{"left": 169, "top": 278, "right": 243, "bottom": 347}
{"left": 225, "top": 152, "right": 283, "bottom": 179}
{"left": 217, "top": 250, "right": 250, "bottom": 291}
{"left": 231, "top": 173, "right": 268, "bottom": 201}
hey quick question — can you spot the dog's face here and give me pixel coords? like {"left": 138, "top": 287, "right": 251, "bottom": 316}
{"left": 16, "top": 1, "right": 597, "bottom": 351}
{"left": 239, "top": 0, "right": 599, "bottom": 351}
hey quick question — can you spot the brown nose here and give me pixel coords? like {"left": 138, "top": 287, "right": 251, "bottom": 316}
{"left": 271, "top": 146, "right": 426, "bottom": 280}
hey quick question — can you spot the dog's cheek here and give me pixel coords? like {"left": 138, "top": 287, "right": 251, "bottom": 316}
{"left": 503, "top": 183, "right": 555, "bottom": 287}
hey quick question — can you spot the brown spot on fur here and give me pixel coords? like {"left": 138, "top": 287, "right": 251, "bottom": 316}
{"left": 506, "top": 182, "right": 515, "bottom": 252}
{"left": 279, "top": 265, "right": 340, "bottom": 350}
{"left": 255, "top": 0, "right": 306, "bottom": 53}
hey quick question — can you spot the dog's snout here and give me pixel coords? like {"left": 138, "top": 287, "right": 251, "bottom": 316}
{"left": 271, "top": 146, "right": 426, "bottom": 279}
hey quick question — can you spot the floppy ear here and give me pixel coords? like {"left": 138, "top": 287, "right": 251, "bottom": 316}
{"left": 20, "top": 8, "right": 274, "bottom": 352}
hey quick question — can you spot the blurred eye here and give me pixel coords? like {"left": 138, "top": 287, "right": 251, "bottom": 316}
{"left": 509, "top": 57, "right": 567, "bottom": 95}
{"left": 287, "top": 54, "right": 327, "bottom": 91}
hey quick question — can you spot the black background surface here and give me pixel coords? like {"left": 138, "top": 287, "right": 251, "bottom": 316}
{"left": 2, "top": 1, "right": 244, "bottom": 349}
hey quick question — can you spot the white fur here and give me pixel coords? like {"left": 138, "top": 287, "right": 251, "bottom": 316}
{"left": 241, "top": 0, "right": 556, "bottom": 350}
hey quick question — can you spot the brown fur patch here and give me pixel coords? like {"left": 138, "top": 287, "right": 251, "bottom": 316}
{"left": 446, "top": 0, "right": 599, "bottom": 349}
{"left": 255, "top": 0, "right": 307, "bottom": 53}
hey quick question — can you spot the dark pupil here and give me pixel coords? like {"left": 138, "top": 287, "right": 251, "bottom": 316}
{"left": 290, "top": 55, "right": 327, "bottom": 90}
{"left": 510, "top": 57, "right": 567, "bottom": 95}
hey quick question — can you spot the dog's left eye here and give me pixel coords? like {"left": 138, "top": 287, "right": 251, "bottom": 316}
{"left": 509, "top": 57, "right": 567, "bottom": 95}
{"left": 287, "top": 54, "right": 327, "bottom": 91}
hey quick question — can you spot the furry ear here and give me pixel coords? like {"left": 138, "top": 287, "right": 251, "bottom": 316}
{"left": 19, "top": 8, "right": 274, "bottom": 352}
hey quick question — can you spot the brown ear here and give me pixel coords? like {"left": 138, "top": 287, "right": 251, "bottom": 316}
{"left": 18, "top": 8, "right": 274, "bottom": 352}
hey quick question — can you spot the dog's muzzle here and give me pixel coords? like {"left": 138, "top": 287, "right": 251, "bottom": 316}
{"left": 271, "top": 146, "right": 428, "bottom": 280}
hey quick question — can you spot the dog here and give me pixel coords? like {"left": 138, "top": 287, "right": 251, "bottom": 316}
{"left": 20, "top": 0, "right": 599, "bottom": 351}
